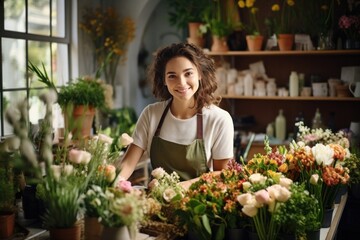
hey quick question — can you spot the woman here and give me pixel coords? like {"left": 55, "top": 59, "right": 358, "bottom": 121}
{"left": 118, "top": 42, "right": 234, "bottom": 187}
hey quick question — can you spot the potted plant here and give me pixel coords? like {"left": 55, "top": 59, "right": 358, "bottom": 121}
{"left": 28, "top": 62, "right": 106, "bottom": 139}
{"left": 166, "top": 0, "right": 209, "bottom": 47}
{"left": 0, "top": 142, "right": 18, "bottom": 239}
{"left": 238, "top": 0, "right": 264, "bottom": 51}
{"left": 200, "top": 0, "right": 240, "bottom": 51}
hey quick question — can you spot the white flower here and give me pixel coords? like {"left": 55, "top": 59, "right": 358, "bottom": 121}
{"left": 119, "top": 133, "right": 133, "bottom": 147}
{"left": 242, "top": 204, "right": 258, "bottom": 217}
{"left": 312, "top": 143, "right": 334, "bottom": 166}
{"left": 151, "top": 167, "right": 166, "bottom": 179}
{"left": 63, "top": 164, "right": 74, "bottom": 176}
{"left": 267, "top": 184, "right": 291, "bottom": 202}
{"left": 310, "top": 174, "right": 319, "bottom": 185}
{"left": 237, "top": 192, "right": 253, "bottom": 206}
{"left": 279, "top": 177, "right": 293, "bottom": 189}
{"left": 51, "top": 165, "right": 62, "bottom": 181}
{"left": 95, "top": 133, "right": 113, "bottom": 145}
{"left": 249, "top": 173, "right": 267, "bottom": 185}
{"left": 242, "top": 181, "right": 252, "bottom": 192}
{"left": 255, "top": 189, "right": 270, "bottom": 205}
{"left": 163, "top": 188, "right": 177, "bottom": 203}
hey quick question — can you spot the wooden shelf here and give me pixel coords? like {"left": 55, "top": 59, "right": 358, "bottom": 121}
{"left": 206, "top": 50, "right": 360, "bottom": 56}
{"left": 221, "top": 96, "right": 360, "bottom": 101}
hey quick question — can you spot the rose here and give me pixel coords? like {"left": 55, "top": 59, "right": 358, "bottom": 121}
{"left": 68, "top": 149, "right": 91, "bottom": 165}
{"left": 116, "top": 180, "right": 132, "bottom": 192}
{"left": 249, "top": 173, "right": 267, "bottom": 185}
{"left": 151, "top": 167, "right": 166, "bottom": 180}
{"left": 163, "top": 188, "right": 177, "bottom": 203}
{"left": 255, "top": 189, "right": 270, "bottom": 205}
{"left": 309, "top": 174, "right": 320, "bottom": 185}
{"left": 94, "top": 133, "right": 113, "bottom": 145}
{"left": 119, "top": 133, "right": 133, "bottom": 147}
{"left": 104, "top": 165, "right": 116, "bottom": 182}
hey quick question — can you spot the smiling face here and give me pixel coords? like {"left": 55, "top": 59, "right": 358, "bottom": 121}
{"left": 165, "top": 56, "right": 200, "bottom": 105}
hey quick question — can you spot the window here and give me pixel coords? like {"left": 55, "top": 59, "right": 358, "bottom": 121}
{"left": 0, "top": 0, "right": 71, "bottom": 137}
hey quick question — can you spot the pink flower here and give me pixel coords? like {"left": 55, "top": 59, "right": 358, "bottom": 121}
{"left": 68, "top": 149, "right": 91, "bottom": 165}
{"left": 255, "top": 189, "right": 270, "bottom": 205}
{"left": 117, "top": 180, "right": 132, "bottom": 192}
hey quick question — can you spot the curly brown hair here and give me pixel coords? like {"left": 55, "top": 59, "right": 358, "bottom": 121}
{"left": 147, "top": 42, "right": 221, "bottom": 110}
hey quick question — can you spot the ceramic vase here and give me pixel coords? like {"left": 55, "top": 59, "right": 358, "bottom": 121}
{"left": 278, "top": 34, "right": 294, "bottom": 51}
{"left": 211, "top": 35, "right": 229, "bottom": 52}
{"left": 246, "top": 35, "right": 264, "bottom": 51}
{"left": 101, "top": 226, "right": 131, "bottom": 240}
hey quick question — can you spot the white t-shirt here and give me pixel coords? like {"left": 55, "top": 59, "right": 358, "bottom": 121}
{"left": 132, "top": 100, "right": 234, "bottom": 170}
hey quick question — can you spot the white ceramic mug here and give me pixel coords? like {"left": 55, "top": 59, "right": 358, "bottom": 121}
{"left": 312, "top": 82, "right": 328, "bottom": 97}
{"left": 349, "top": 82, "right": 360, "bottom": 97}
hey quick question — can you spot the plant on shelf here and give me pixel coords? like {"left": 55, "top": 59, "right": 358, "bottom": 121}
{"left": 265, "top": 0, "right": 297, "bottom": 50}
{"left": 28, "top": 62, "right": 107, "bottom": 139}
{"left": 166, "top": 0, "right": 208, "bottom": 47}
{"left": 237, "top": 0, "right": 264, "bottom": 51}
{"left": 200, "top": 0, "right": 241, "bottom": 51}
{"left": 79, "top": 6, "right": 135, "bottom": 95}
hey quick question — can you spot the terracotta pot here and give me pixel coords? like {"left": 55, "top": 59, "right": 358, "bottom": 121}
{"left": 85, "top": 217, "right": 103, "bottom": 240}
{"left": 336, "top": 84, "right": 352, "bottom": 97}
{"left": 49, "top": 223, "right": 82, "bottom": 240}
{"left": 0, "top": 212, "right": 15, "bottom": 238}
{"left": 64, "top": 105, "right": 95, "bottom": 139}
{"left": 278, "top": 34, "right": 294, "bottom": 51}
{"left": 211, "top": 35, "right": 229, "bottom": 52}
{"left": 187, "top": 22, "right": 205, "bottom": 48}
{"left": 246, "top": 35, "right": 264, "bottom": 51}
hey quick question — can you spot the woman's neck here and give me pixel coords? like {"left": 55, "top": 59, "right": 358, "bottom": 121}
{"left": 170, "top": 99, "right": 198, "bottom": 119}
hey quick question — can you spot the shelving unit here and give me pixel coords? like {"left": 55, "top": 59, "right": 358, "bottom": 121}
{"left": 208, "top": 50, "right": 360, "bottom": 134}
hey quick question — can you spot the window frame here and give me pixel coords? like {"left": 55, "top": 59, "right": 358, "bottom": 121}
{"left": 0, "top": 0, "right": 72, "bottom": 138}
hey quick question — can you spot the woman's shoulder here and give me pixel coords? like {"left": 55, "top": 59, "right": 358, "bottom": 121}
{"left": 141, "top": 100, "right": 169, "bottom": 115}
{"left": 204, "top": 104, "right": 231, "bottom": 116}
{"left": 203, "top": 104, "right": 233, "bottom": 124}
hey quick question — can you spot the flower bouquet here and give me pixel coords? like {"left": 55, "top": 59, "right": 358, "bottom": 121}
{"left": 176, "top": 159, "right": 247, "bottom": 240}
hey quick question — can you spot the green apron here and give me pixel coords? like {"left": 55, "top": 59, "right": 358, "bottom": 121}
{"left": 150, "top": 100, "right": 208, "bottom": 181}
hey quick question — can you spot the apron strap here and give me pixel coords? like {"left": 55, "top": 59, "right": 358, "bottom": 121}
{"left": 196, "top": 112, "right": 203, "bottom": 140}
{"left": 154, "top": 100, "right": 172, "bottom": 137}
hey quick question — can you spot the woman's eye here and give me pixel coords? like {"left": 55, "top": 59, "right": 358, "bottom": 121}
{"left": 185, "top": 71, "right": 193, "bottom": 77}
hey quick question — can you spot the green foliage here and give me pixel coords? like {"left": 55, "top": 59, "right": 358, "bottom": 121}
{"left": 344, "top": 147, "right": 360, "bottom": 184}
{"left": 200, "top": 0, "right": 240, "bottom": 37}
{"left": 166, "top": 0, "right": 209, "bottom": 29}
{"left": 273, "top": 183, "right": 321, "bottom": 236}
{"left": 0, "top": 168, "right": 16, "bottom": 212}
{"left": 28, "top": 62, "right": 106, "bottom": 109}
{"left": 57, "top": 78, "right": 105, "bottom": 108}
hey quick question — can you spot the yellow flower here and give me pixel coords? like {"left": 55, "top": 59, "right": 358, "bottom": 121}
{"left": 246, "top": 0, "right": 255, "bottom": 8}
{"left": 238, "top": 0, "right": 245, "bottom": 8}
{"left": 287, "top": 0, "right": 295, "bottom": 6}
{"left": 271, "top": 4, "right": 280, "bottom": 11}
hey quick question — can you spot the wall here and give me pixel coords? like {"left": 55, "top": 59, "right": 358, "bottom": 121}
{"left": 76, "top": 0, "right": 184, "bottom": 116}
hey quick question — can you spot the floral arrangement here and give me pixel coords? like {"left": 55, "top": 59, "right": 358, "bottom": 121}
{"left": 238, "top": 0, "right": 261, "bottom": 35}
{"left": 82, "top": 181, "right": 146, "bottom": 238}
{"left": 265, "top": 0, "right": 296, "bottom": 35}
{"left": 176, "top": 159, "right": 247, "bottom": 240}
{"left": 338, "top": 15, "right": 360, "bottom": 41}
{"left": 146, "top": 167, "right": 185, "bottom": 222}
{"left": 79, "top": 7, "right": 135, "bottom": 91}
{"left": 236, "top": 173, "right": 293, "bottom": 240}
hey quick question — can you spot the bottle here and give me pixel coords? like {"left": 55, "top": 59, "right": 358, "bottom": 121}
{"left": 266, "top": 122, "right": 274, "bottom": 138}
{"left": 293, "top": 112, "right": 305, "bottom": 141}
{"left": 289, "top": 71, "right": 299, "bottom": 97}
{"left": 298, "top": 73, "right": 305, "bottom": 94}
{"left": 312, "top": 108, "right": 324, "bottom": 129}
{"left": 275, "top": 109, "right": 286, "bottom": 142}
{"left": 244, "top": 73, "right": 254, "bottom": 96}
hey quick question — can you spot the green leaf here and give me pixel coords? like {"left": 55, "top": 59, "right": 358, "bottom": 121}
{"left": 201, "top": 214, "right": 212, "bottom": 235}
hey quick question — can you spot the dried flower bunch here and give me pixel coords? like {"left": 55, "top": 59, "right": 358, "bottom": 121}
{"left": 79, "top": 7, "right": 135, "bottom": 89}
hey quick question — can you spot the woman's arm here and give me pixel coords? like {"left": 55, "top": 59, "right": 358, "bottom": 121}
{"left": 117, "top": 144, "right": 145, "bottom": 180}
